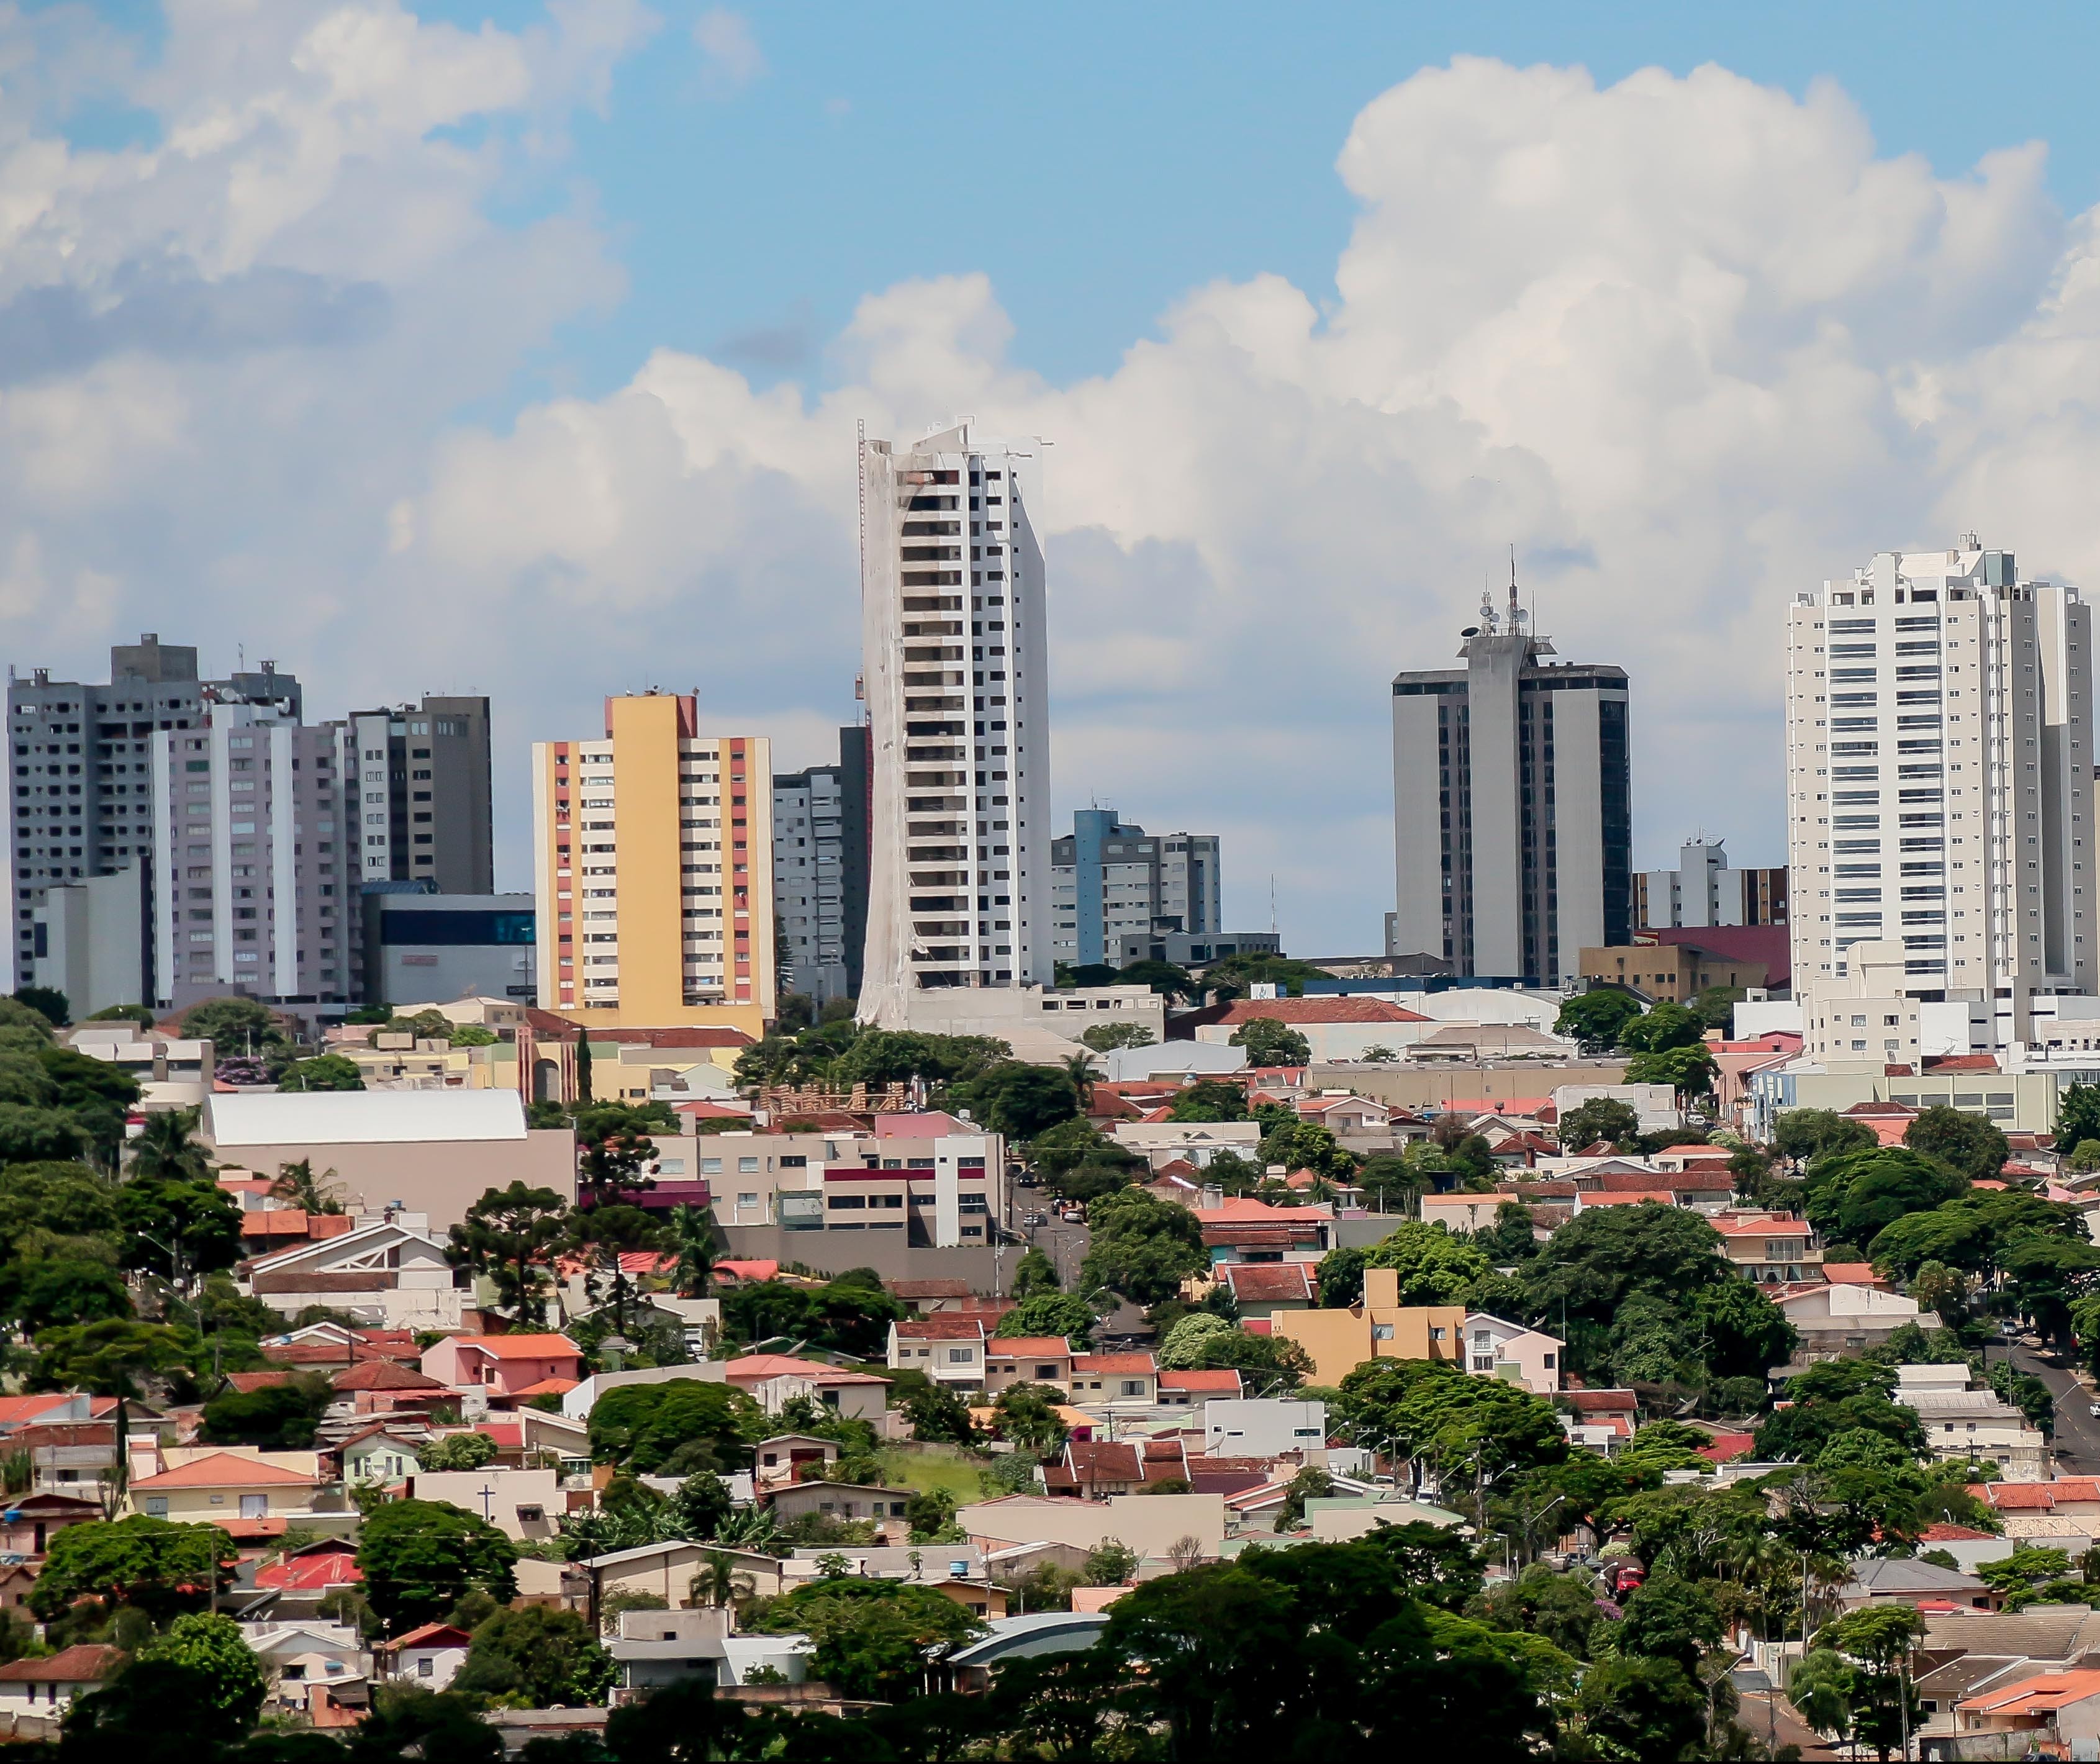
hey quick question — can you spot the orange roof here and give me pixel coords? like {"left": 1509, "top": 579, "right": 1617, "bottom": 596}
{"left": 1202, "top": 1198, "right": 1334, "bottom": 1222}
{"left": 1221, "top": 1264, "right": 1315, "bottom": 1302}
{"left": 1711, "top": 1216, "right": 1812, "bottom": 1237}
{"left": 509, "top": 1377, "right": 579, "bottom": 1399}
{"left": 895, "top": 1316, "right": 987, "bottom": 1341}
{"left": 1160, "top": 1370, "right": 1243, "bottom": 1393}
{"left": 1215, "top": 998, "right": 1430, "bottom": 1025}
{"left": 1960, "top": 1670, "right": 2100, "bottom": 1715}
{"left": 1072, "top": 1354, "right": 1157, "bottom": 1376}
{"left": 132, "top": 1452, "right": 318, "bottom": 1490}
{"left": 0, "top": 1645, "right": 124, "bottom": 1684}
{"left": 1577, "top": 1192, "right": 1679, "bottom": 1207}
{"left": 0, "top": 1395, "right": 88, "bottom": 1426}
{"left": 454, "top": 1334, "right": 579, "bottom": 1360}
{"left": 333, "top": 1360, "right": 445, "bottom": 1393}
{"left": 713, "top": 1260, "right": 780, "bottom": 1283}
{"left": 985, "top": 1337, "right": 1075, "bottom": 1358}
{"left": 1821, "top": 1262, "right": 1880, "bottom": 1285}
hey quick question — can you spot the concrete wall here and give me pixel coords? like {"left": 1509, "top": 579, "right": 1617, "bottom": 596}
{"left": 197, "top": 1129, "right": 576, "bottom": 1231}
{"left": 1302, "top": 1061, "right": 1630, "bottom": 1109}
{"left": 714, "top": 1225, "right": 1007, "bottom": 1292}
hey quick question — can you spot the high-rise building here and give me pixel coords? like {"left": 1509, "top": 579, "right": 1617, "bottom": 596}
{"left": 532, "top": 693, "right": 776, "bottom": 1031}
{"left": 149, "top": 698, "right": 351, "bottom": 1008}
{"left": 1390, "top": 586, "right": 1631, "bottom": 985}
{"left": 1785, "top": 539, "right": 2093, "bottom": 1044}
{"left": 7, "top": 636, "right": 302, "bottom": 994}
{"left": 771, "top": 726, "right": 872, "bottom": 1005}
{"left": 857, "top": 422, "right": 1051, "bottom": 1023}
{"left": 1049, "top": 810, "right": 1221, "bottom": 969}
{"left": 345, "top": 697, "right": 492, "bottom": 893}
{"left": 1637, "top": 838, "right": 1788, "bottom": 930}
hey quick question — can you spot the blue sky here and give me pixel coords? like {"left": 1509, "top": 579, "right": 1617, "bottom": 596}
{"left": 417, "top": 1, "right": 2100, "bottom": 407}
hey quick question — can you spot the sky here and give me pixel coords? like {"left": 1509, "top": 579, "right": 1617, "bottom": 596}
{"left": 12, "top": 2, "right": 2100, "bottom": 956}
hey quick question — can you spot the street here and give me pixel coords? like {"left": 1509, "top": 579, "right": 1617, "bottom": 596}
{"left": 1997, "top": 1343, "right": 2100, "bottom": 1473}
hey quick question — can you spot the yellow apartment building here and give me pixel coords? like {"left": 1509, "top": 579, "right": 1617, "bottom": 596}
{"left": 1273, "top": 1269, "right": 1465, "bottom": 1386}
{"left": 533, "top": 694, "right": 776, "bottom": 1034}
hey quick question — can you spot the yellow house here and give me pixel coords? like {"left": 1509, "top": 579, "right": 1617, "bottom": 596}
{"left": 129, "top": 1450, "right": 323, "bottom": 1529}
{"left": 1274, "top": 1269, "right": 1465, "bottom": 1386}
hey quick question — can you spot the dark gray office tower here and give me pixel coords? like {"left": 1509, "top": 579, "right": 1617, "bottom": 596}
{"left": 1390, "top": 587, "right": 1631, "bottom": 985}
{"left": 7, "top": 636, "right": 301, "bottom": 990}
{"left": 344, "top": 697, "right": 493, "bottom": 894}
{"left": 771, "top": 726, "right": 873, "bottom": 1004}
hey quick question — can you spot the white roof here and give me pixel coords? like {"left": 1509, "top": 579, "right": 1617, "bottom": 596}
{"left": 204, "top": 1089, "right": 531, "bottom": 1147}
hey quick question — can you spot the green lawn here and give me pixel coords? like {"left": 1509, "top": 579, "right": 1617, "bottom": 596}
{"left": 878, "top": 1444, "right": 989, "bottom": 1502}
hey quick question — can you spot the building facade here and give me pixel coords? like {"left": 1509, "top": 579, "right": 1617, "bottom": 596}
{"left": 857, "top": 422, "right": 1052, "bottom": 1023}
{"left": 531, "top": 693, "right": 775, "bottom": 1031}
{"left": 149, "top": 700, "right": 353, "bottom": 1008}
{"left": 1636, "top": 838, "right": 1788, "bottom": 930}
{"left": 7, "top": 636, "right": 301, "bottom": 993}
{"left": 771, "top": 727, "right": 872, "bottom": 1005}
{"left": 361, "top": 889, "right": 536, "bottom": 1008}
{"left": 345, "top": 697, "right": 492, "bottom": 893}
{"left": 1049, "top": 809, "right": 1221, "bottom": 969}
{"left": 1391, "top": 587, "right": 1631, "bottom": 984}
{"left": 1785, "top": 540, "right": 2093, "bottom": 1044}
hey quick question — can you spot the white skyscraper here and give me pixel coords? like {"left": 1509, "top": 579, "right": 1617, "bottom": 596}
{"left": 1785, "top": 539, "right": 2093, "bottom": 1048}
{"left": 858, "top": 422, "right": 1051, "bottom": 1023}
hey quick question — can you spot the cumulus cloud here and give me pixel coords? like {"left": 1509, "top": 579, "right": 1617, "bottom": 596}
{"left": 692, "top": 8, "right": 763, "bottom": 93}
{"left": 7, "top": 37, "right": 2100, "bottom": 949}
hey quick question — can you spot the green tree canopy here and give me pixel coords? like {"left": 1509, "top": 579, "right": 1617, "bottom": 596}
{"left": 30, "top": 1514, "right": 233, "bottom": 1621}
{"left": 1358, "top": 1221, "right": 1492, "bottom": 1306}
{"left": 992, "top": 1292, "right": 1097, "bottom": 1350}
{"left": 745, "top": 1576, "right": 984, "bottom": 1699}
{"left": 1554, "top": 992, "right": 1644, "bottom": 1056}
{"left": 1623, "top": 1043, "right": 1719, "bottom": 1099}
{"left": 1904, "top": 1105, "right": 2009, "bottom": 1181}
{"left": 356, "top": 1499, "right": 518, "bottom": 1632}
{"left": 1165, "top": 1079, "right": 1250, "bottom": 1123}
{"left": 587, "top": 1378, "right": 762, "bottom": 1476}
{"left": 946, "top": 1061, "right": 1080, "bottom": 1139}
{"left": 1803, "top": 1147, "right": 1968, "bottom": 1246}
{"left": 1230, "top": 1016, "right": 1313, "bottom": 1067}
{"left": 1555, "top": 1095, "right": 1641, "bottom": 1150}
{"left": 446, "top": 1182, "right": 569, "bottom": 1318}
{"left": 1773, "top": 1108, "right": 1878, "bottom": 1167}
{"left": 1079, "top": 1187, "right": 1208, "bottom": 1309}
{"left": 451, "top": 1605, "right": 614, "bottom": 1707}
{"left": 1617, "top": 1002, "right": 1706, "bottom": 1055}
{"left": 278, "top": 1054, "right": 365, "bottom": 1092}
{"left": 115, "top": 1174, "right": 243, "bottom": 1280}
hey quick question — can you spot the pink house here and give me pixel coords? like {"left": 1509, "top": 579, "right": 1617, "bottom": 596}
{"left": 420, "top": 1334, "right": 582, "bottom": 1400}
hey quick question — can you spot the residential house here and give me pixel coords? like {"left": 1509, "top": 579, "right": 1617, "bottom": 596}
{"left": 1202, "top": 1399, "right": 1328, "bottom": 1459}
{"left": 332, "top": 1360, "right": 451, "bottom": 1418}
{"left": 1273, "top": 1269, "right": 1464, "bottom": 1386}
{"left": 1159, "top": 1370, "right": 1243, "bottom": 1407}
{"left": 886, "top": 1316, "right": 988, "bottom": 1391}
{"left": 1835, "top": 1555, "right": 1996, "bottom": 1612}
{"left": 764, "top": 1481, "right": 913, "bottom": 1540}
{"left": 1218, "top": 1262, "right": 1315, "bottom": 1319}
{"left": 1460, "top": 1314, "right": 1564, "bottom": 1395}
{"left": 1777, "top": 1282, "right": 1937, "bottom": 1355}
{"left": 883, "top": 1280, "right": 977, "bottom": 1316}
{"left": 982, "top": 1338, "right": 1075, "bottom": 1397}
{"left": 956, "top": 1491, "right": 1229, "bottom": 1563}
{"left": 1198, "top": 1198, "right": 1333, "bottom": 1266}
{"left": 1969, "top": 1479, "right": 2100, "bottom": 1549}
{"left": 419, "top": 1334, "right": 583, "bottom": 1401}
{"left": 1710, "top": 1213, "right": 1823, "bottom": 1284}
{"left": 606, "top": 1606, "right": 813, "bottom": 1695}
{"left": 376, "top": 1623, "right": 473, "bottom": 1691}
{"left": 0, "top": 1646, "right": 125, "bottom": 1717}
{"left": 0, "top": 1491, "right": 101, "bottom": 1560}
{"left": 1296, "top": 1094, "right": 1393, "bottom": 1135}
{"left": 1108, "top": 1121, "right": 1264, "bottom": 1171}
{"left": 1560, "top": 1388, "right": 1639, "bottom": 1454}
{"left": 1955, "top": 1671, "right": 2100, "bottom": 1752}
{"left": 721, "top": 1355, "right": 890, "bottom": 1423}
{"left": 129, "top": 1450, "right": 324, "bottom": 1529}
{"left": 1044, "top": 1439, "right": 1190, "bottom": 1498}
{"left": 245, "top": 1220, "right": 466, "bottom": 1331}
{"left": 582, "top": 1541, "right": 786, "bottom": 1614}
{"left": 250, "top": 1540, "right": 364, "bottom": 1616}
{"left": 1068, "top": 1354, "right": 1159, "bottom": 1406}
{"left": 753, "top": 1435, "right": 840, "bottom": 1488}
{"left": 1894, "top": 1365, "right": 2049, "bottom": 1478}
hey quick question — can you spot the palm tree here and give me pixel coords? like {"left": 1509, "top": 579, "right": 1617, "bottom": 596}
{"left": 1061, "top": 1052, "right": 1098, "bottom": 1113}
{"left": 129, "top": 1107, "right": 209, "bottom": 1184}
{"left": 690, "top": 1551, "right": 756, "bottom": 1609}
{"left": 667, "top": 1204, "right": 718, "bottom": 1300}
{"left": 269, "top": 1159, "right": 344, "bottom": 1214}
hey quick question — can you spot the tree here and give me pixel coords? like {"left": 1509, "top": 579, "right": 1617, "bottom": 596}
{"left": 419, "top": 1432, "right": 498, "bottom": 1471}
{"left": 987, "top": 1383, "right": 1067, "bottom": 1458}
{"left": 666, "top": 1202, "right": 718, "bottom": 1299}
{"left": 2062, "top": 1083, "right": 2100, "bottom": 1160}
{"left": 1010, "top": 1247, "right": 1061, "bottom": 1298}
{"left": 832, "top": 1030, "right": 1011, "bottom": 1088}
{"left": 134, "top": 1611, "right": 269, "bottom": 1732}
{"left": 269, "top": 1159, "right": 343, "bottom": 1214}
{"left": 1772, "top": 1108, "right": 1877, "bottom": 1167}
{"left": 0, "top": 1257, "right": 132, "bottom": 1332}
{"left": 12, "top": 985, "right": 66, "bottom": 1026}
{"left": 1904, "top": 1105, "right": 2009, "bottom": 1181}
{"left": 31, "top": 1319, "right": 206, "bottom": 1400}
{"left": 718, "top": 1272, "right": 904, "bottom": 1360}
{"left": 1804, "top": 1147, "right": 1967, "bottom": 1247}
{"left": 451, "top": 1606, "right": 613, "bottom": 1707}
{"left": 1690, "top": 983, "right": 1748, "bottom": 1032}
{"left": 446, "top": 1182, "right": 568, "bottom": 1319}
{"left": 745, "top": 1578, "right": 982, "bottom": 1699}
{"left": 948, "top": 1062, "right": 1080, "bottom": 1139}
{"left": 902, "top": 1381, "right": 977, "bottom": 1446}
{"left": 993, "top": 1293, "right": 1097, "bottom": 1350}
{"left": 1554, "top": 1095, "right": 1641, "bottom": 1150}
{"left": 1573, "top": 1656, "right": 1709, "bottom": 1762}
{"left": 357, "top": 1499, "right": 518, "bottom": 1632}
{"left": 573, "top": 1100, "right": 677, "bottom": 1201}
{"left": 1230, "top": 1016, "right": 1313, "bottom": 1067}
{"left": 115, "top": 1174, "right": 242, "bottom": 1285}
{"left": 1790, "top": 1646, "right": 1857, "bottom": 1747}
{"left": 200, "top": 1377, "right": 332, "bottom": 1451}
{"left": 1616, "top": 1572, "right": 1723, "bottom": 1673}
{"left": 1165, "top": 1080, "right": 1249, "bottom": 1123}
{"left": 1816, "top": 1604, "right": 1926, "bottom": 1762}
{"left": 1193, "top": 954, "right": 1330, "bottom": 1002}
{"left": 0, "top": 1103, "right": 89, "bottom": 1165}
{"left": 1554, "top": 992, "right": 1643, "bottom": 1055}
{"left": 1111, "top": 959, "right": 1199, "bottom": 1003}
{"left": 1472, "top": 1201, "right": 1539, "bottom": 1265}
{"left": 31, "top": 1514, "right": 233, "bottom": 1621}
{"left": 589, "top": 1378, "right": 760, "bottom": 1476}
{"left": 1359, "top": 1221, "right": 1491, "bottom": 1306}
{"left": 1315, "top": 1244, "right": 1368, "bottom": 1308}
{"left": 1624, "top": 1043, "right": 1719, "bottom": 1100}
{"left": 1257, "top": 1117, "right": 1359, "bottom": 1182}
{"left": 278, "top": 1054, "right": 364, "bottom": 1092}
{"left": 1078, "top": 1188, "right": 1207, "bottom": 1308}
{"left": 179, "top": 997, "right": 288, "bottom": 1063}
{"left": 126, "top": 1107, "right": 211, "bottom": 1184}
{"left": 1753, "top": 1360, "right": 1926, "bottom": 1462}
{"left": 1081, "top": 1021, "right": 1155, "bottom": 1053}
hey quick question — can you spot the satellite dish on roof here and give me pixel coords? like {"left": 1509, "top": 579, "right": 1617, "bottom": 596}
{"left": 1460, "top": 626, "right": 1479, "bottom": 638}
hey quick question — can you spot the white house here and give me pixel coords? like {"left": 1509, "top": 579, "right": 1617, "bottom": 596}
{"left": 378, "top": 1623, "right": 473, "bottom": 1691}
{"left": 1202, "top": 1399, "right": 1328, "bottom": 1459}
{"left": 409, "top": 1468, "right": 561, "bottom": 1542}
{"left": 1108, "top": 1121, "right": 1263, "bottom": 1170}
{"left": 1462, "top": 1313, "right": 1564, "bottom": 1395}
{"left": 244, "top": 1219, "right": 466, "bottom": 1331}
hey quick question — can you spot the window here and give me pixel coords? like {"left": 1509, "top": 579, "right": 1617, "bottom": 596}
{"left": 948, "top": 1347, "right": 972, "bottom": 1364}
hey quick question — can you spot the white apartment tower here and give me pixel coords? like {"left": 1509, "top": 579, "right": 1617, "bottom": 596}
{"left": 1785, "top": 539, "right": 2093, "bottom": 1046}
{"left": 857, "top": 422, "right": 1052, "bottom": 1023}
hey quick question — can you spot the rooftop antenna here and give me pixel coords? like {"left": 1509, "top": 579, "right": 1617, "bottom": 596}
{"left": 1269, "top": 874, "right": 1277, "bottom": 937}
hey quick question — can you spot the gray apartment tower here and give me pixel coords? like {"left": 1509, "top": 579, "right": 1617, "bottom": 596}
{"left": 771, "top": 726, "right": 873, "bottom": 1005}
{"left": 1390, "top": 586, "right": 1631, "bottom": 985}
{"left": 7, "top": 636, "right": 302, "bottom": 995}
{"left": 1049, "top": 810, "right": 1222, "bottom": 968}
{"left": 345, "top": 697, "right": 493, "bottom": 893}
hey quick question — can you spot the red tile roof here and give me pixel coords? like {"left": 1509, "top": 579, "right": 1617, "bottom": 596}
{"left": 1562, "top": 1389, "right": 1638, "bottom": 1414}
{"left": 1959, "top": 1670, "right": 2100, "bottom": 1716}
{"left": 1215, "top": 998, "right": 1429, "bottom": 1026}
{"left": 985, "top": 1337, "right": 1075, "bottom": 1359}
{"left": 1220, "top": 1264, "right": 1315, "bottom": 1303}
{"left": 712, "top": 1260, "right": 780, "bottom": 1284}
{"left": 333, "top": 1361, "right": 445, "bottom": 1392}
{"left": 1160, "top": 1370, "right": 1244, "bottom": 1394}
{"left": 132, "top": 1452, "right": 318, "bottom": 1490}
{"left": 0, "top": 1645, "right": 122, "bottom": 1684}
{"left": 255, "top": 1547, "right": 363, "bottom": 1590}
{"left": 1821, "top": 1262, "right": 1881, "bottom": 1286}
{"left": 382, "top": 1623, "right": 474, "bottom": 1653}
{"left": 1072, "top": 1354, "right": 1157, "bottom": 1377}
{"left": 509, "top": 1377, "right": 579, "bottom": 1399}
{"left": 724, "top": 1354, "right": 889, "bottom": 1385}
{"left": 455, "top": 1334, "right": 580, "bottom": 1360}
{"left": 224, "top": 1371, "right": 296, "bottom": 1393}
{"left": 895, "top": 1316, "right": 988, "bottom": 1341}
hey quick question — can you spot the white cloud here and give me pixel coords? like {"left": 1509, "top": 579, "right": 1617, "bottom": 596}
{"left": 11, "top": 38, "right": 2100, "bottom": 951}
{"left": 692, "top": 7, "right": 763, "bottom": 93}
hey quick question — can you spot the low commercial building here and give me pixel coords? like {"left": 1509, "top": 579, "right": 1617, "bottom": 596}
{"left": 1577, "top": 939, "right": 1768, "bottom": 1004}
{"left": 1895, "top": 1364, "right": 2049, "bottom": 1479}
{"left": 199, "top": 1090, "right": 576, "bottom": 1231}
{"left": 1202, "top": 1400, "right": 1328, "bottom": 1459}
{"left": 361, "top": 890, "right": 536, "bottom": 1010}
